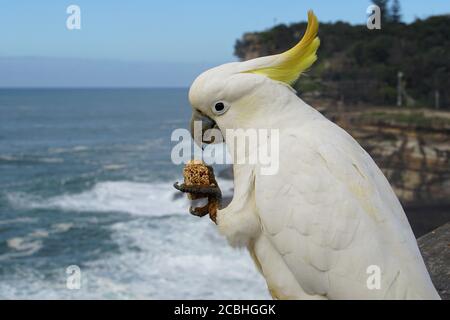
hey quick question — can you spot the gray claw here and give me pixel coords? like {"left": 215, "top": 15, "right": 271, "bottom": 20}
{"left": 173, "top": 182, "right": 221, "bottom": 198}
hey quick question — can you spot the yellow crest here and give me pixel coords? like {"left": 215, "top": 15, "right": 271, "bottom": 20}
{"left": 243, "top": 10, "right": 320, "bottom": 86}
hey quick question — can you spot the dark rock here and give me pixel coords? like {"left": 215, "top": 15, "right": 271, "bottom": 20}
{"left": 405, "top": 204, "right": 450, "bottom": 238}
{"left": 329, "top": 109, "right": 450, "bottom": 206}
{"left": 418, "top": 222, "right": 450, "bottom": 300}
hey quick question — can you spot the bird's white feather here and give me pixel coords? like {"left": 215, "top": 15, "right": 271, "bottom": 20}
{"left": 187, "top": 11, "right": 439, "bottom": 300}
{"left": 253, "top": 118, "right": 439, "bottom": 299}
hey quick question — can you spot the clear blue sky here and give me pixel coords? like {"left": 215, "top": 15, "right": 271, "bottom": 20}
{"left": 0, "top": 0, "right": 448, "bottom": 87}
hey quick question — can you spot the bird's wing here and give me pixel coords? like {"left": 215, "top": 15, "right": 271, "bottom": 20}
{"left": 254, "top": 119, "right": 436, "bottom": 299}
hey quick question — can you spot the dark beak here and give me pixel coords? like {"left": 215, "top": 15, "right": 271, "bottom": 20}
{"left": 190, "top": 109, "right": 221, "bottom": 147}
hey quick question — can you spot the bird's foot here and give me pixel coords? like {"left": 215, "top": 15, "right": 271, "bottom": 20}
{"left": 173, "top": 182, "right": 221, "bottom": 198}
{"left": 173, "top": 182, "right": 221, "bottom": 224}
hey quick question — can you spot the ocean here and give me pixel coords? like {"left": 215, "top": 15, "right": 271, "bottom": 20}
{"left": 0, "top": 88, "right": 269, "bottom": 299}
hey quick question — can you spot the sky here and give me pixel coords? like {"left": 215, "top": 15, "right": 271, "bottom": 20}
{"left": 0, "top": 0, "right": 448, "bottom": 87}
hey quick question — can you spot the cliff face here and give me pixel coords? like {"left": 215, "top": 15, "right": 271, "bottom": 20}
{"left": 321, "top": 105, "right": 450, "bottom": 205}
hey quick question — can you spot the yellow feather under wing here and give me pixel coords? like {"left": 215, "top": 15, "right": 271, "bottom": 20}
{"left": 244, "top": 11, "right": 320, "bottom": 86}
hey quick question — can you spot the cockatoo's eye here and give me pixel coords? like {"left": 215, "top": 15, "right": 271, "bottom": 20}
{"left": 211, "top": 101, "right": 229, "bottom": 116}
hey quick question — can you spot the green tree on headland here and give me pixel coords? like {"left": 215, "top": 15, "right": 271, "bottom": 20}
{"left": 234, "top": 14, "right": 449, "bottom": 108}
{"left": 390, "top": 0, "right": 402, "bottom": 23}
{"left": 372, "top": 0, "right": 391, "bottom": 23}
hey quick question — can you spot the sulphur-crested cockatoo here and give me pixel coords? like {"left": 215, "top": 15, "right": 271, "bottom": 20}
{"left": 179, "top": 11, "right": 440, "bottom": 299}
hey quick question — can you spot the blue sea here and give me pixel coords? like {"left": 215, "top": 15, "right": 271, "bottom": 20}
{"left": 0, "top": 88, "right": 269, "bottom": 299}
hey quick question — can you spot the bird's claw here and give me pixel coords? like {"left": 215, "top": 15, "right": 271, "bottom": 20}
{"left": 189, "top": 204, "right": 209, "bottom": 217}
{"left": 173, "top": 182, "right": 221, "bottom": 198}
{"left": 173, "top": 182, "right": 221, "bottom": 224}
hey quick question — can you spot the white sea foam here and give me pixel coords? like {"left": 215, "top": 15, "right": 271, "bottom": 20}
{"left": 7, "top": 175, "right": 234, "bottom": 217}
{"left": 75, "top": 217, "right": 270, "bottom": 299}
{"left": 0, "top": 217, "right": 36, "bottom": 225}
{"left": 0, "top": 155, "right": 17, "bottom": 161}
{"left": 102, "top": 164, "right": 126, "bottom": 171}
{"left": 48, "top": 145, "right": 89, "bottom": 154}
{"left": 39, "top": 157, "right": 64, "bottom": 163}
{"left": 0, "top": 223, "right": 73, "bottom": 262}
{"left": 0, "top": 179, "right": 269, "bottom": 300}
{"left": 0, "top": 175, "right": 263, "bottom": 300}
{"left": 51, "top": 223, "right": 73, "bottom": 233}
{"left": 0, "top": 155, "right": 63, "bottom": 164}
{"left": 72, "top": 145, "right": 89, "bottom": 152}
{"left": 7, "top": 181, "right": 190, "bottom": 217}
{"left": 29, "top": 229, "right": 49, "bottom": 238}
{"left": 6, "top": 237, "right": 42, "bottom": 256}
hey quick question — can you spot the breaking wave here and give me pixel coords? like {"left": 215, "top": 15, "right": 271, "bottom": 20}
{"left": 6, "top": 181, "right": 188, "bottom": 217}
{"left": 6, "top": 179, "right": 234, "bottom": 217}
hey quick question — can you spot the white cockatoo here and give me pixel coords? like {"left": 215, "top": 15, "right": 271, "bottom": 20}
{"left": 179, "top": 11, "right": 440, "bottom": 299}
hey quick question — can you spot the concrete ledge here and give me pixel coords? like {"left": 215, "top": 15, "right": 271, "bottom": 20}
{"left": 418, "top": 222, "right": 450, "bottom": 300}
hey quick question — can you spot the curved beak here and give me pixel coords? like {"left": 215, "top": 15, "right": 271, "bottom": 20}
{"left": 190, "top": 109, "right": 220, "bottom": 147}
